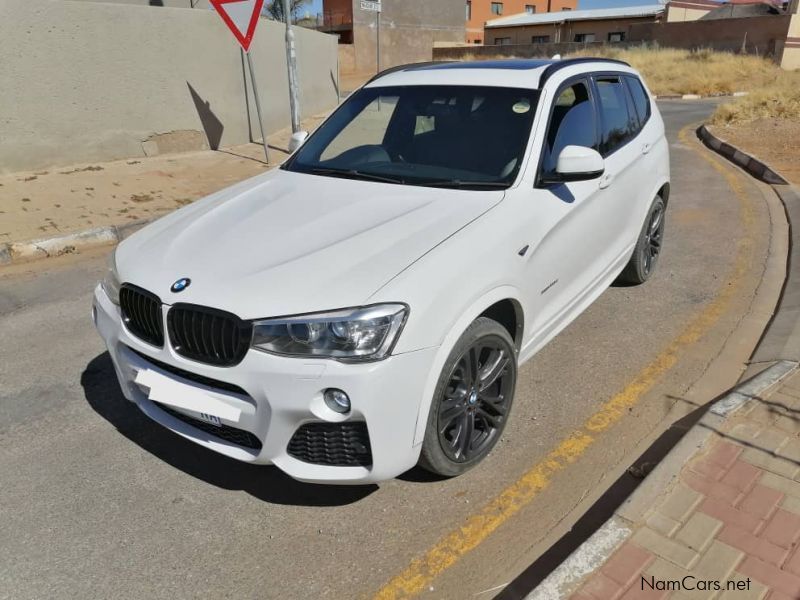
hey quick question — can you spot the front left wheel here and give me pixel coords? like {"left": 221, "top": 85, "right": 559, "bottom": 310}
{"left": 418, "top": 317, "right": 517, "bottom": 478}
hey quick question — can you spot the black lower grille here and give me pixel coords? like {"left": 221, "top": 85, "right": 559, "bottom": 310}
{"left": 120, "top": 284, "right": 164, "bottom": 347}
{"left": 287, "top": 422, "right": 372, "bottom": 467}
{"left": 127, "top": 346, "right": 248, "bottom": 396}
{"left": 155, "top": 402, "right": 262, "bottom": 451}
{"left": 167, "top": 304, "right": 252, "bottom": 367}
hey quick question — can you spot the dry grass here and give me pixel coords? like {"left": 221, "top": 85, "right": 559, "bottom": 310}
{"left": 458, "top": 45, "right": 800, "bottom": 123}
{"left": 565, "top": 46, "right": 785, "bottom": 96}
{"left": 570, "top": 46, "right": 800, "bottom": 124}
{"left": 458, "top": 46, "right": 784, "bottom": 95}
{"left": 709, "top": 71, "right": 800, "bottom": 124}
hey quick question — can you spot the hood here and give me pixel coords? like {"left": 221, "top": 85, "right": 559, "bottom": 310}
{"left": 118, "top": 169, "right": 503, "bottom": 319}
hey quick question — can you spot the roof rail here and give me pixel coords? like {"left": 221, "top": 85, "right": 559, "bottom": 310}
{"left": 539, "top": 57, "right": 631, "bottom": 85}
{"left": 364, "top": 57, "right": 630, "bottom": 87}
{"left": 365, "top": 61, "right": 454, "bottom": 85}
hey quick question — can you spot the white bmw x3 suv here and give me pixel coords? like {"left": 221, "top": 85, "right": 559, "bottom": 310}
{"left": 93, "top": 58, "right": 670, "bottom": 484}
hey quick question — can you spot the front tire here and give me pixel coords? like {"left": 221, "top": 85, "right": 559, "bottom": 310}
{"left": 617, "top": 195, "right": 666, "bottom": 285}
{"left": 418, "top": 317, "right": 517, "bottom": 478}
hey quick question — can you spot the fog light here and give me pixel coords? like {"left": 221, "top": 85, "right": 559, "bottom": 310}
{"left": 324, "top": 388, "right": 351, "bottom": 413}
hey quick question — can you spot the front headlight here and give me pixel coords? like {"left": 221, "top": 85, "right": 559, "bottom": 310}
{"left": 251, "top": 304, "right": 408, "bottom": 361}
{"left": 101, "top": 249, "right": 121, "bottom": 306}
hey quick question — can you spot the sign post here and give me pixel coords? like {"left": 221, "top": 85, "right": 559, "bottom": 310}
{"left": 246, "top": 52, "right": 270, "bottom": 164}
{"left": 360, "top": 0, "right": 381, "bottom": 73}
{"left": 282, "top": 0, "right": 301, "bottom": 133}
{"left": 209, "top": 0, "right": 270, "bottom": 164}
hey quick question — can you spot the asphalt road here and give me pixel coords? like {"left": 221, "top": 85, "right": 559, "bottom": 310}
{"left": 0, "top": 101, "right": 775, "bottom": 600}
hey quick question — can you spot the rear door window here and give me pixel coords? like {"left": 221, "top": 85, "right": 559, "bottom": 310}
{"left": 595, "top": 76, "right": 637, "bottom": 156}
{"left": 624, "top": 76, "right": 651, "bottom": 128}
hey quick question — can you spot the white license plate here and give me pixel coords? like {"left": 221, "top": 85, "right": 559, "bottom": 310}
{"left": 198, "top": 412, "right": 222, "bottom": 427}
{"left": 134, "top": 368, "right": 242, "bottom": 423}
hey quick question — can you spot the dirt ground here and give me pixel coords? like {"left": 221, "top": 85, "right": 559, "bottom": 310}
{"left": 708, "top": 118, "right": 800, "bottom": 186}
{"left": 0, "top": 113, "right": 329, "bottom": 245}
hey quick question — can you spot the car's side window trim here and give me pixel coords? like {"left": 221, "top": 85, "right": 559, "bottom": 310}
{"left": 590, "top": 71, "right": 642, "bottom": 159}
{"left": 534, "top": 75, "right": 599, "bottom": 189}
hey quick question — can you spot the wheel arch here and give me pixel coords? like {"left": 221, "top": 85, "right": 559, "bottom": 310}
{"left": 658, "top": 181, "right": 671, "bottom": 207}
{"left": 478, "top": 298, "right": 524, "bottom": 354}
{"left": 411, "top": 286, "right": 526, "bottom": 446}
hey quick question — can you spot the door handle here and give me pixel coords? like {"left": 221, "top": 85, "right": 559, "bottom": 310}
{"left": 599, "top": 173, "right": 613, "bottom": 189}
{"left": 642, "top": 142, "right": 652, "bottom": 155}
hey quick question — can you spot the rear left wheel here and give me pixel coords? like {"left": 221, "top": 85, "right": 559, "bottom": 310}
{"left": 418, "top": 317, "right": 517, "bottom": 478}
{"left": 617, "top": 195, "right": 666, "bottom": 285}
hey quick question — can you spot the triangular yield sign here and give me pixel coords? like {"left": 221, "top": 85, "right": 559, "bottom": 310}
{"left": 210, "top": 0, "right": 265, "bottom": 52}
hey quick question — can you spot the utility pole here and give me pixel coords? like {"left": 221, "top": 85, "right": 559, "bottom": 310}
{"left": 282, "top": 0, "right": 301, "bottom": 133}
{"left": 376, "top": 8, "right": 381, "bottom": 73}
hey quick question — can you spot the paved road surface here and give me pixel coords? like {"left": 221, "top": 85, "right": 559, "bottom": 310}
{"left": 0, "top": 101, "right": 775, "bottom": 599}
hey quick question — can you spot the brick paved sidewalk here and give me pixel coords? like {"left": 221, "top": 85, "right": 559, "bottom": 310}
{"left": 572, "top": 368, "right": 800, "bottom": 600}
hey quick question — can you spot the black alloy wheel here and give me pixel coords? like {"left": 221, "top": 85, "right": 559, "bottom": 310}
{"left": 642, "top": 200, "right": 665, "bottom": 278}
{"left": 419, "top": 317, "right": 517, "bottom": 477}
{"left": 437, "top": 340, "right": 514, "bottom": 463}
{"left": 617, "top": 195, "right": 667, "bottom": 285}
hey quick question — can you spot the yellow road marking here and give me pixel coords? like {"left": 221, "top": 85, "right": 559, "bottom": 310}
{"left": 373, "top": 125, "right": 759, "bottom": 600}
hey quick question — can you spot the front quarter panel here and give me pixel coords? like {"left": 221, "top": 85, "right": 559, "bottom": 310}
{"left": 369, "top": 194, "right": 534, "bottom": 446}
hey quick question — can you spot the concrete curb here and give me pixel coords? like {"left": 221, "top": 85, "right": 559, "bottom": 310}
{"left": 752, "top": 185, "right": 800, "bottom": 364}
{"left": 528, "top": 518, "right": 632, "bottom": 600}
{"left": 654, "top": 91, "right": 748, "bottom": 100}
{"left": 0, "top": 218, "right": 153, "bottom": 267}
{"left": 527, "top": 360, "right": 799, "bottom": 599}
{"left": 698, "top": 125, "right": 789, "bottom": 185}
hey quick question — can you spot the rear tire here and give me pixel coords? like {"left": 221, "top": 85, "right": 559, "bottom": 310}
{"left": 617, "top": 195, "right": 666, "bottom": 285}
{"left": 418, "top": 317, "right": 517, "bottom": 478}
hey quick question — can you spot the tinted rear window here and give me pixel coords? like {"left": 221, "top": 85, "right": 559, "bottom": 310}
{"left": 625, "top": 76, "right": 651, "bottom": 126}
{"left": 595, "top": 77, "right": 636, "bottom": 155}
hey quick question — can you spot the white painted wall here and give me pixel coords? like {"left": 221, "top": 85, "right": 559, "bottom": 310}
{"left": 0, "top": 0, "right": 339, "bottom": 172}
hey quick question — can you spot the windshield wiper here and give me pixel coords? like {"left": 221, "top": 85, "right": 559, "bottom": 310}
{"left": 308, "top": 167, "right": 405, "bottom": 185}
{"left": 417, "top": 179, "right": 508, "bottom": 190}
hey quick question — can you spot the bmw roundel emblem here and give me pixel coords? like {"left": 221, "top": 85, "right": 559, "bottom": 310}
{"left": 171, "top": 278, "right": 191, "bottom": 293}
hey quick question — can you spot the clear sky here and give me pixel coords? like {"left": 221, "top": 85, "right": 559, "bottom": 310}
{"left": 304, "top": 0, "right": 660, "bottom": 15}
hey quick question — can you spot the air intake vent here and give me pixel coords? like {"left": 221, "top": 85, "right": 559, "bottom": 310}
{"left": 119, "top": 284, "right": 164, "bottom": 347}
{"left": 155, "top": 402, "right": 262, "bottom": 450}
{"left": 287, "top": 422, "right": 372, "bottom": 467}
{"left": 167, "top": 304, "right": 252, "bottom": 367}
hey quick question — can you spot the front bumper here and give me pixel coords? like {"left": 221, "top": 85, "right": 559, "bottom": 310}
{"left": 92, "top": 285, "right": 436, "bottom": 484}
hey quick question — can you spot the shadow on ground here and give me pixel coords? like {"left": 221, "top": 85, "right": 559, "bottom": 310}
{"left": 81, "top": 352, "right": 377, "bottom": 507}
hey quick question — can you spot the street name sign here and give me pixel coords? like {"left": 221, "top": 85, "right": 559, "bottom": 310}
{"left": 360, "top": 0, "right": 382, "bottom": 12}
{"left": 210, "top": 0, "right": 265, "bottom": 52}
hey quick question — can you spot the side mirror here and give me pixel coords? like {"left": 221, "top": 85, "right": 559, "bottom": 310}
{"left": 288, "top": 131, "right": 309, "bottom": 153}
{"left": 553, "top": 145, "right": 605, "bottom": 182}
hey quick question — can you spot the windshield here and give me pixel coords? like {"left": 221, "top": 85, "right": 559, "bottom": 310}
{"left": 283, "top": 85, "right": 540, "bottom": 190}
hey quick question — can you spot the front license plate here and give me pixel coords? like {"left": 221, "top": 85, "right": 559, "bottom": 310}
{"left": 134, "top": 368, "right": 242, "bottom": 423}
{"left": 198, "top": 412, "right": 222, "bottom": 427}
